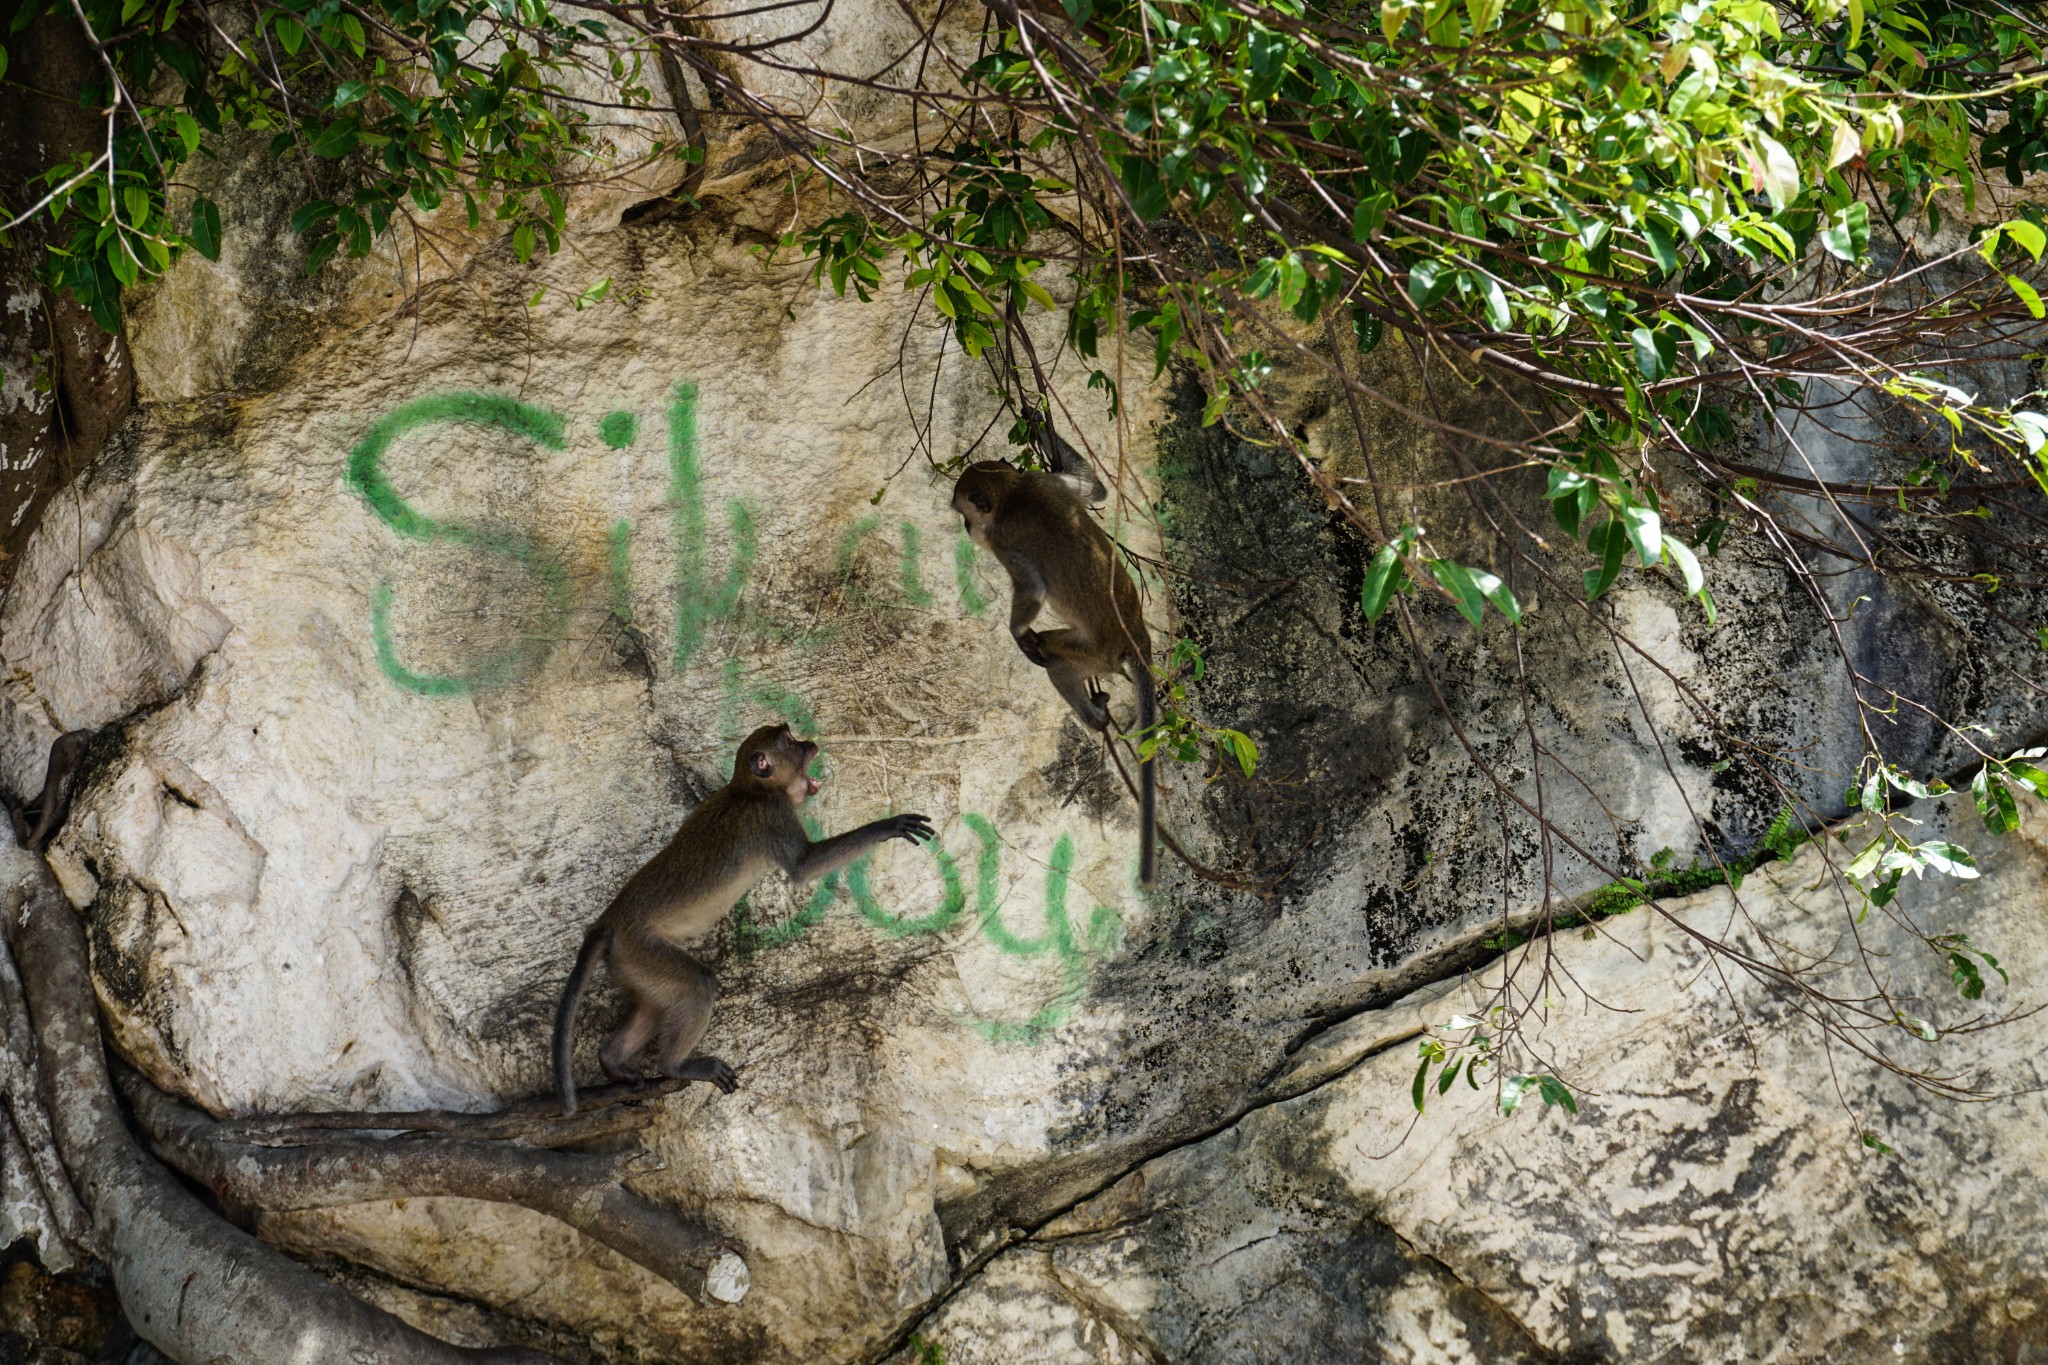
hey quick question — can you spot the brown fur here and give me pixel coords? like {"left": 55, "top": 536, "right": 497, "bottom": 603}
{"left": 553, "top": 725, "right": 933, "bottom": 1113}
{"left": 952, "top": 459, "right": 1157, "bottom": 886}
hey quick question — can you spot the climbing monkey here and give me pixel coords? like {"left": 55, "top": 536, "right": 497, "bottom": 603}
{"left": 554, "top": 725, "right": 934, "bottom": 1114}
{"left": 952, "top": 447, "right": 1157, "bottom": 887}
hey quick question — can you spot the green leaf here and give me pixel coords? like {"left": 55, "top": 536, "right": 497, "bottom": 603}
{"left": 1662, "top": 534, "right": 1703, "bottom": 594}
{"left": 1499, "top": 1074, "right": 1533, "bottom": 1116}
{"left": 1631, "top": 327, "right": 1677, "bottom": 381}
{"left": 306, "top": 235, "right": 341, "bottom": 276}
{"left": 1917, "top": 841, "right": 1979, "bottom": 879}
{"left": 189, "top": 196, "right": 221, "bottom": 262}
{"left": 1351, "top": 307, "right": 1383, "bottom": 354}
{"left": 1480, "top": 276, "right": 1511, "bottom": 332}
{"left": 574, "top": 277, "right": 612, "bottom": 309}
{"left": 2012, "top": 411, "right": 2048, "bottom": 455}
{"left": 1820, "top": 202, "right": 1870, "bottom": 262}
{"left": 1643, "top": 222, "right": 1678, "bottom": 276}
{"left": 1476, "top": 569, "right": 1521, "bottom": 625}
{"left": 274, "top": 14, "right": 304, "bottom": 54}
{"left": 1407, "top": 259, "right": 1451, "bottom": 308}
{"left": 1275, "top": 253, "right": 1307, "bottom": 308}
{"left": 173, "top": 112, "right": 200, "bottom": 157}
{"left": 2005, "top": 760, "right": 2048, "bottom": 799}
{"left": 1352, "top": 190, "right": 1394, "bottom": 241}
{"left": 1361, "top": 531, "right": 1414, "bottom": 623}
{"left": 105, "top": 238, "right": 137, "bottom": 288}
{"left": 1973, "top": 769, "right": 2019, "bottom": 835}
{"left": 1620, "top": 501, "right": 1662, "bottom": 566}
{"left": 1582, "top": 519, "right": 1626, "bottom": 599}
{"left": 1429, "top": 559, "right": 1487, "bottom": 628}
{"left": 1412, "top": 1057, "right": 1430, "bottom": 1113}
{"left": 1437, "top": 1056, "right": 1464, "bottom": 1094}
{"left": 310, "top": 118, "right": 359, "bottom": 159}
{"left": 2004, "top": 219, "right": 2047, "bottom": 262}
{"left": 1844, "top": 837, "right": 1886, "bottom": 879}
{"left": 1217, "top": 729, "right": 1259, "bottom": 777}
{"left": 1536, "top": 1076, "right": 1577, "bottom": 1114}
{"left": 1753, "top": 132, "right": 1801, "bottom": 211}
{"left": 512, "top": 224, "right": 536, "bottom": 263}
{"left": 2007, "top": 275, "right": 2045, "bottom": 320}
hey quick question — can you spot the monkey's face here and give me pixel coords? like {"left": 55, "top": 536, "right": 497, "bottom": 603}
{"left": 952, "top": 462, "right": 1013, "bottom": 543}
{"left": 738, "top": 724, "right": 821, "bottom": 806}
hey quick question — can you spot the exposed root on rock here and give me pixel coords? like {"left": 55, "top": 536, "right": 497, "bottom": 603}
{"left": 122, "top": 1068, "right": 749, "bottom": 1302}
{"left": 0, "top": 728, "right": 746, "bottom": 1361}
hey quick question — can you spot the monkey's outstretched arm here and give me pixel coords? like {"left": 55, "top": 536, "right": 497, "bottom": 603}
{"left": 790, "top": 815, "right": 936, "bottom": 882}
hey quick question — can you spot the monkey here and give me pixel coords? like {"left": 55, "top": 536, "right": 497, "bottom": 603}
{"left": 553, "top": 724, "right": 933, "bottom": 1114}
{"left": 952, "top": 448, "right": 1157, "bottom": 888}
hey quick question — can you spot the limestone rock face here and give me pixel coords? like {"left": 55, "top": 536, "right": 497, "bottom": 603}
{"left": 914, "top": 800, "right": 2048, "bottom": 1364}
{"left": 3, "top": 8, "right": 2047, "bottom": 1359}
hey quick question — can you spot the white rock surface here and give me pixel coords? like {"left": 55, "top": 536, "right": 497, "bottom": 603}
{"left": 4, "top": 8, "right": 2047, "bottom": 1356}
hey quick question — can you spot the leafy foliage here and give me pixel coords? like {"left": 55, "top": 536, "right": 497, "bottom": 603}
{"left": 2, "top": 0, "right": 665, "bottom": 329}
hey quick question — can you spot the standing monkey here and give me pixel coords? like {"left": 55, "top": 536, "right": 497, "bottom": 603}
{"left": 553, "top": 725, "right": 934, "bottom": 1114}
{"left": 952, "top": 446, "right": 1157, "bottom": 887}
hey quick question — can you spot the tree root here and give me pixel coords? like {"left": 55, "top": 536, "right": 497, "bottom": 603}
{"left": 122, "top": 1070, "right": 751, "bottom": 1303}
{"left": 0, "top": 732, "right": 753, "bottom": 1358}
{"left": 1, "top": 852, "right": 555, "bottom": 1360}
{"left": 206, "top": 1076, "right": 697, "bottom": 1148}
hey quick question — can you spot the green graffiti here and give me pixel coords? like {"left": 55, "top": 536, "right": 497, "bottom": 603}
{"left": 955, "top": 533, "right": 988, "bottom": 616}
{"left": 600, "top": 410, "right": 639, "bottom": 449}
{"left": 963, "top": 823, "right": 1122, "bottom": 1045}
{"left": 710, "top": 501, "right": 757, "bottom": 622}
{"left": 848, "top": 833, "right": 966, "bottom": 937}
{"left": 745, "top": 811, "right": 1123, "bottom": 1043}
{"left": 670, "top": 383, "right": 710, "bottom": 668}
{"left": 669, "top": 384, "right": 755, "bottom": 667}
{"left": 898, "top": 521, "right": 934, "bottom": 607}
{"left": 348, "top": 391, "right": 573, "bottom": 695}
{"left": 835, "top": 515, "right": 933, "bottom": 610}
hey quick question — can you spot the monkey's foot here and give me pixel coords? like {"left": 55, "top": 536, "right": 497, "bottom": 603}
{"left": 667, "top": 1056, "right": 739, "bottom": 1093}
{"left": 1015, "top": 630, "right": 1050, "bottom": 667}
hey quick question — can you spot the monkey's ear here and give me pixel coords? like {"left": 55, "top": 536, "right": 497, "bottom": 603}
{"left": 750, "top": 751, "right": 773, "bottom": 778}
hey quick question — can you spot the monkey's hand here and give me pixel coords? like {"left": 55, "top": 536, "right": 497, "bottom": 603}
{"left": 888, "top": 814, "right": 937, "bottom": 845}
{"left": 1015, "top": 629, "right": 1050, "bottom": 667}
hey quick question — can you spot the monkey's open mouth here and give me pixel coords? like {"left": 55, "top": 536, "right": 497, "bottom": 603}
{"left": 804, "top": 775, "right": 820, "bottom": 796}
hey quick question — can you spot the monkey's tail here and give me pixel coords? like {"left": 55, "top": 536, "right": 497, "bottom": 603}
{"left": 1137, "top": 663, "right": 1157, "bottom": 890}
{"left": 553, "top": 925, "right": 610, "bottom": 1116}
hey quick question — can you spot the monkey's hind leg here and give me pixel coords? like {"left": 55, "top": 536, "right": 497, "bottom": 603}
{"left": 598, "top": 1002, "right": 660, "bottom": 1084}
{"left": 651, "top": 948, "right": 739, "bottom": 1094}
